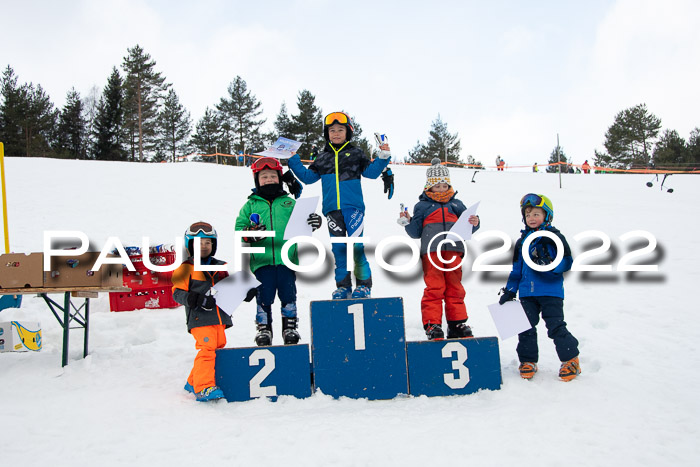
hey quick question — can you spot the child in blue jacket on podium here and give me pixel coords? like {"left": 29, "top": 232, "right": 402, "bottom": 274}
{"left": 287, "top": 111, "right": 393, "bottom": 300}
{"left": 498, "top": 193, "right": 581, "bottom": 382}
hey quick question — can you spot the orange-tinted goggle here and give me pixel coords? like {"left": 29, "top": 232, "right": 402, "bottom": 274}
{"left": 324, "top": 112, "right": 350, "bottom": 126}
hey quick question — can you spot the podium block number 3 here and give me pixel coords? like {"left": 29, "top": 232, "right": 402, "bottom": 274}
{"left": 442, "top": 342, "right": 470, "bottom": 389}
{"left": 348, "top": 303, "right": 366, "bottom": 351}
{"left": 249, "top": 349, "right": 277, "bottom": 398}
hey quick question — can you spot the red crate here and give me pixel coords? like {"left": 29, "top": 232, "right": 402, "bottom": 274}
{"left": 109, "top": 285, "right": 180, "bottom": 312}
{"left": 110, "top": 250, "right": 180, "bottom": 312}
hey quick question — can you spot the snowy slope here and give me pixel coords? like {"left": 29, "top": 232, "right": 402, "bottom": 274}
{"left": 1, "top": 158, "right": 698, "bottom": 467}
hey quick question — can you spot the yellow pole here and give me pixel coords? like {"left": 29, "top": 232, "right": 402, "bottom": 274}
{"left": 0, "top": 142, "right": 10, "bottom": 253}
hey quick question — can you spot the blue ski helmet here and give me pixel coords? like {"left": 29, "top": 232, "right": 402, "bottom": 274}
{"left": 184, "top": 221, "right": 218, "bottom": 256}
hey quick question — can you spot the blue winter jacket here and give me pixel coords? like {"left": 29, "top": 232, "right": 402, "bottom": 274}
{"left": 505, "top": 225, "right": 573, "bottom": 299}
{"left": 287, "top": 142, "right": 390, "bottom": 215}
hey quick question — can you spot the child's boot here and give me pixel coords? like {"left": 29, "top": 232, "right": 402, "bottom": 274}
{"left": 255, "top": 323, "right": 273, "bottom": 346}
{"left": 559, "top": 356, "right": 581, "bottom": 382}
{"left": 519, "top": 362, "right": 538, "bottom": 380}
{"left": 447, "top": 320, "right": 474, "bottom": 338}
{"left": 351, "top": 285, "right": 371, "bottom": 299}
{"left": 282, "top": 317, "right": 300, "bottom": 345}
{"left": 332, "top": 286, "right": 352, "bottom": 300}
{"left": 195, "top": 386, "right": 225, "bottom": 402}
{"left": 424, "top": 323, "right": 445, "bottom": 340}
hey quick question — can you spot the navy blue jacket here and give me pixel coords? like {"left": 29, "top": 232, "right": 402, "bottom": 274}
{"left": 505, "top": 225, "right": 573, "bottom": 299}
{"left": 288, "top": 142, "right": 389, "bottom": 215}
{"left": 404, "top": 191, "right": 479, "bottom": 255}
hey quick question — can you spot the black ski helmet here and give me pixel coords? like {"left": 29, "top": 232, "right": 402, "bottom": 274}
{"left": 323, "top": 111, "right": 354, "bottom": 142}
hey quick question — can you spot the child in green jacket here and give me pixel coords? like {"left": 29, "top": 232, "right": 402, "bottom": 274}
{"left": 235, "top": 157, "right": 321, "bottom": 346}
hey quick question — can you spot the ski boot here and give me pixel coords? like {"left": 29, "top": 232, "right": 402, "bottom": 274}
{"left": 559, "top": 357, "right": 581, "bottom": 382}
{"left": 351, "top": 285, "right": 371, "bottom": 299}
{"left": 424, "top": 323, "right": 445, "bottom": 340}
{"left": 255, "top": 323, "right": 273, "bottom": 346}
{"left": 447, "top": 321, "right": 474, "bottom": 338}
{"left": 195, "top": 386, "right": 225, "bottom": 402}
{"left": 332, "top": 286, "right": 352, "bottom": 300}
{"left": 519, "top": 362, "right": 538, "bottom": 380}
{"left": 282, "top": 316, "right": 301, "bottom": 345}
{"left": 184, "top": 381, "right": 195, "bottom": 393}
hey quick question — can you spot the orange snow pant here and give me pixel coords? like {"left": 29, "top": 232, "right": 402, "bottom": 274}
{"left": 188, "top": 324, "right": 227, "bottom": 393}
{"left": 421, "top": 251, "right": 467, "bottom": 326}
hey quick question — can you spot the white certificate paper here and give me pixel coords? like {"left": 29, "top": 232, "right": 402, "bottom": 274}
{"left": 487, "top": 301, "right": 533, "bottom": 340}
{"left": 254, "top": 137, "right": 302, "bottom": 159}
{"left": 284, "top": 196, "right": 320, "bottom": 240}
{"left": 447, "top": 201, "right": 480, "bottom": 241}
{"left": 211, "top": 272, "right": 261, "bottom": 316}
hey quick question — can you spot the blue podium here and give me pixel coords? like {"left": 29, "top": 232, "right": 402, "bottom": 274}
{"left": 310, "top": 297, "right": 408, "bottom": 400}
{"left": 406, "top": 337, "right": 502, "bottom": 397}
{"left": 215, "top": 344, "right": 312, "bottom": 402}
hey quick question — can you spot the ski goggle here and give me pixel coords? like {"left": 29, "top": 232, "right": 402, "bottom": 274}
{"left": 251, "top": 157, "right": 282, "bottom": 173}
{"left": 324, "top": 112, "right": 350, "bottom": 126}
{"left": 186, "top": 221, "right": 216, "bottom": 236}
{"left": 520, "top": 193, "right": 545, "bottom": 209}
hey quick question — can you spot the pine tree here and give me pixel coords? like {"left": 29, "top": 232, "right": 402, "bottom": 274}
{"left": 290, "top": 90, "right": 323, "bottom": 156}
{"left": 22, "top": 83, "right": 56, "bottom": 157}
{"left": 157, "top": 89, "right": 192, "bottom": 162}
{"left": 55, "top": 88, "right": 86, "bottom": 159}
{"left": 273, "top": 102, "right": 295, "bottom": 141}
{"left": 407, "top": 115, "right": 461, "bottom": 164}
{"left": 216, "top": 76, "right": 265, "bottom": 155}
{"left": 546, "top": 146, "right": 569, "bottom": 173}
{"left": 652, "top": 129, "right": 688, "bottom": 168}
{"left": 687, "top": 128, "right": 700, "bottom": 166}
{"left": 93, "top": 67, "right": 126, "bottom": 161}
{"left": 599, "top": 103, "right": 661, "bottom": 168}
{"left": 122, "top": 44, "right": 169, "bottom": 161}
{"left": 0, "top": 65, "right": 25, "bottom": 157}
{"left": 190, "top": 107, "right": 221, "bottom": 156}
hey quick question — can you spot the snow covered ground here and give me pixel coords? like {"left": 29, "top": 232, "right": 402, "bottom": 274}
{"left": 1, "top": 158, "right": 698, "bottom": 466}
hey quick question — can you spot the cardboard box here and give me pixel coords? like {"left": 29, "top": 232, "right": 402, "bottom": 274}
{"left": 0, "top": 321, "right": 42, "bottom": 352}
{"left": 0, "top": 253, "right": 44, "bottom": 288}
{"left": 43, "top": 252, "right": 123, "bottom": 288}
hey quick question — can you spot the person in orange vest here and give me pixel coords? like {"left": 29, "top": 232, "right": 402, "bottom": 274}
{"left": 582, "top": 160, "right": 591, "bottom": 174}
{"left": 498, "top": 159, "right": 506, "bottom": 171}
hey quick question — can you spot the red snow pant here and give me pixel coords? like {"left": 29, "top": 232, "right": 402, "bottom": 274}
{"left": 188, "top": 324, "right": 227, "bottom": 393}
{"left": 421, "top": 251, "right": 467, "bottom": 326}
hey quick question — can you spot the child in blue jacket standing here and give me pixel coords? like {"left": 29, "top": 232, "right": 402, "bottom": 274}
{"left": 498, "top": 193, "right": 581, "bottom": 381}
{"left": 287, "top": 111, "right": 392, "bottom": 299}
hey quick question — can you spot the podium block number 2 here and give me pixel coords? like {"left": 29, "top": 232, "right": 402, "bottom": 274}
{"left": 442, "top": 342, "right": 470, "bottom": 389}
{"left": 249, "top": 349, "right": 277, "bottom": 398}
{"left": 348, "top": 303, "right": 366, "bottom": 351}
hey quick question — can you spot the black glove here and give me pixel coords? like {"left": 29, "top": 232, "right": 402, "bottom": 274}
{"left": 307, "top": 213, "right": 322, "bottom": 231}
{"left": 281, "top": 170, "right": 303, "bottom": 199}
{"left": 243, "top": 224, "right": 267, "bottom": 243}
{"left": 499, "top": 288, "right": 517, "bottom": 305}
{"left": 381, "top": 168, "right": 394, "bottom": 199}
{"left": 187, "top": 292, "right": 216, "bottom": 311}
{"left": 244, "top": 287, "right": 258, "bottom": 302}
{"left": 531, "top": 242, "right": 554, "bottom": 266}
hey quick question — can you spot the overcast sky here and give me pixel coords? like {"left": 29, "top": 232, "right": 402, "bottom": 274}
{"left": 2, "top": 0, "right": 699, "bottom": 167}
